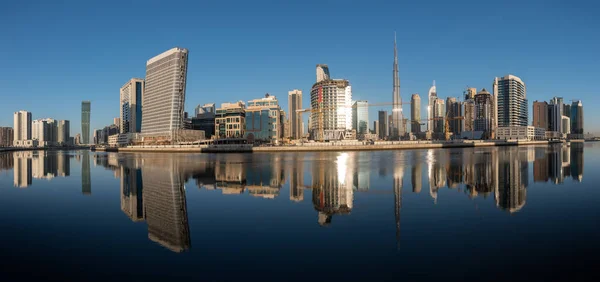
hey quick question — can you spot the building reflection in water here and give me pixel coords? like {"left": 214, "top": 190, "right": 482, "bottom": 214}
{"left": 393, "top": 151, "right": 404, "bottom": 249}
{"left": 81, "top": 151, "right": 91, "bottom": 195}
{"left": 120, "top": 158, "right": 144, "bottom": 222}
{"left": 11, "top": 151, "right": 72, "bottom": 188}
{"left": 534, "top": 143, "right": 584, "bottom": 184}
{"left": 311, "top": 153, "right": 354, "bottom": 226}
{"left": 495, "top": 147, "right": 528, "bottom": 213}
{"left": 289, "top": 153, "right": 305, "bottom": 202}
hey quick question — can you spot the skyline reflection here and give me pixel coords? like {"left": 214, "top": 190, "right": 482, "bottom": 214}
{"left": 0, "top": 143, "right": 587, "bottom": 253}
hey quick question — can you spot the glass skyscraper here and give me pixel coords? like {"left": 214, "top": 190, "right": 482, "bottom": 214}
{"left": 120, "top": 78, "right": 144, "bottom": 133}
{"left": 352, "top": 100, "right": 368, "bottom": 135}
{"left": 496, "top": 75, "right": 527, "bottom": 127}
{"left": 81, "top": 101, "right": 91, "bottom": 144}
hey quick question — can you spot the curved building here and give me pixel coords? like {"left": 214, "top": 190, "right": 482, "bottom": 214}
{"left": 474, "top": 88, "right": 494, "bottom": 137}
{"left": 310, "top": 79, "right": 352, "bottom": 141}
{"left": 496, "top": 75, "right": 527, "bottom": 127}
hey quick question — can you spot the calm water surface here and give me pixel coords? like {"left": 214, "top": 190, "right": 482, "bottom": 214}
{"left": 1, "top": 143, "right": 599, "bottom": 281}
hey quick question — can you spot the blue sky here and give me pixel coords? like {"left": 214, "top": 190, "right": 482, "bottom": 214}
{"left": 1, "top": 0, "right": 598, "bottom": 135}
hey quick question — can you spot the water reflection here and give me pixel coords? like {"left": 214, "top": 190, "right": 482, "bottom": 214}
{"left": 0, "top": 143, "right": 587, "bottom": 254}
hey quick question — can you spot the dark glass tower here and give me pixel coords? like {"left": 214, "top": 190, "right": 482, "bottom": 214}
{"left": 81, "top": 101, "right": 91, "bottom": 144}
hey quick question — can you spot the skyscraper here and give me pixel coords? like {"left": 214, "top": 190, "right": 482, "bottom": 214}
{"left": 352, "top": 100, "right": 368, "bottom": 135}
{"left": 288, "top": 89, "right": 303, "bottom": 139}
{"left": 309, "top": 73, "right": 352, "bottom": 141}
{"left": 120, "top": 78, "right": 144, "bottom": 134}
{"left": 378, "top": 110, "right": 388, "bottom": 140}
{"left": 391, "top": 32, "right": 404, "bottom": 139}
{"left": 57, "top": 120, "right": 70, "bottom": 146}
{"left": 571, "top": 100, "right": 584, "bottom": 136}
{"left": 316, "top": 64, "right": 330, "bottom": 83}
{"left": 464, "top": 87, "right": 477, "bottom": 100}
{"left": 427, "top": 81, "right": 437, "bottom": 132}
{"left": 446, "top": 97, "right": 463, "bottom": 135}
{"left": 464, "top": 99, "right": 475, "bottom": 132}
{"left": 411, "top": 94, "right": 421, "bottom": 133}
{"left": 141, "top": 47, "right": 189, "bottom": 138}
{"left": 81, "top": 101, "right": 91, "bottom": 144}
{"left": 532, "top": 101, "right": 548, "bottom": 129}
{"left": 433, "top": 99, "right": 445, "bottom": 134}
{"left": 13, "top": 110, "right": 32, "bottom": 142}
{"left": 548, "top": 103, "right": 561, "bottom": 133}
{"left": 474, "top": 89, "right": 494, "bottom": 137}
{"left": 496, "top": 75, "right": 527, "bottom": 127}
{"left": 0, "top": 127, "right": 13, "bottom": 147}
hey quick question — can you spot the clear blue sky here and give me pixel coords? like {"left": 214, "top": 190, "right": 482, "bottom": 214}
{"left": 1, "top": 0, "right": 598, "bottom": 135}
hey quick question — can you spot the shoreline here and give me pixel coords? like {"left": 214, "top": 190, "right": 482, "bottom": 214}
{"left": 93, "top": 139, "right": 579, "bottom": 153}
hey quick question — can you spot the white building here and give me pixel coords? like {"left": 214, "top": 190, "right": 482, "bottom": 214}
{"left": 141, "top": 47, "right": 189, "bottom": 139}
{"left": 496, "top": 126, "right": 545, "bottom": 141}
{"left": 427, "top": 81, "right": 437, "bottom": 132}
{"left": 120, "top": 78, "right": 144, "bottom": 134}
{"left": 561, "top": 116, "right": 570, "bottom": 137}
{"left": 309, "top": 78, "right": 353, "bottom": 141}
{"left": 13, "top": 110, "right": 32, "bottom": 145}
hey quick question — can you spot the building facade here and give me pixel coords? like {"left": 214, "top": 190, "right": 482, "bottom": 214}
{"left": 288, "top": 89, "right": 302, "bottom": 139}
{"left": 244, "top": 94, "right": 283, "bottom": 144}
{"left": 57, "top": 120, "right": 70, "bottom": 146}
{"left": 120, "top": 78, "right": 144, "bottom": 134}
{"left": 309, "top": 78, "right": 353, "bottom": 141}
{"left": 532, "top": 101, "right": 548, "bottom": 130}
{"left": 215, "top": 101, "right": 246, "bottom": 139}
{"left": 81, "top": 101, "right": 91, "bottom": 144}
{"left": 571, "top": 100, "right": 584, "bottom": 136}
{"left": 497, "top": 126, "right": 545, "bottom": 141}
{"left": 378, "top": 110, "right": 388, "bottom": 140}
{"left": 391, "top": 34, "right": 404, "bottom": 139}
{"left": 141, "top": 47, "right": 189, "bottom": 139}
{"left": 446, "top": 97, "right": 463, "bottom": 135}
{"left": 316, "top": 64, "right": 330, "bottom": 83}
{"left": 352, "top": 100, "right": 368, "bottom": 135}
{"left": 194, "top": 103, "right": 215, "bottom": 118}
{"left": 464, "top": 99, "right": 475, "bottom": 132}
{"left": 561, "top": 116, "right": 571, "bottom": 136}
{"left": 411, "top": 94, "right": 421, "bottom": 133}
{"left": 427, "top": 82, "right": 437, "bottom": 132}
{"left": 13, "top": 110, "right": 32, "bottom": 143}
{"left": 496, "top": 75, "right": 527, "bottom": 127}
{"left": 433, "top": 98, "right": 445, "bottom": 134}
{"left": 474, "top": 88, "right": 494, "bottom": 136}
{"left": 548, "top": 103, "right": 561, "bottom": 133}
{"left": 32, "top": 118, "right": 58, "bottom": 147}
{"left": 0, "top": 127, "right": 13, "bottom": 147}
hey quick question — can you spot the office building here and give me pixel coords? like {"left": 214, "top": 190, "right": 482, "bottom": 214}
{"left": 497, "top": 126, "right": 545, "bottom": 141}
{"left": 195, "top": 103, "right": 215, "bottom": 118}
{"left": 464, "top": 99, "right": 475, "bottom": 132}
{"left": 81, "top": 101, "right": 91, "bottom": 144}
{"left": 532, "top": 101, "right": 548, "bottom": 130}
{"left": 474, "top": 88, "right": 494, "bottom": 136}
{"left": 548, "top": 103, "right": 561, "bottom": 133}
{"left": 561, "top": 116, "right": 571, "bottom": 135}
{"left": 571, "top": 100, "right": 584, "bottom": 137}
{"left": 391, "top": 33, "right": 404, "bottom": 139}
{"left": 495, "top": 75, "right": 527, "bottom": 127}
{"left": 57, "top": 120, "right": 70, "bottom": 146}
{"left": 427, "top": 81, "right": 437, "bottom": 132}
{"left": 374, "top": 121, "right": 379, "bottom": 136}
{"left": 120, "top": 78, "right": 144, "bottom": 134}
{"left": 215, "top": 101, "right": 245, "bottom": 138}
{"left": 563, "top": 104, "right": 572, "bottom": 120}
{"left": 13, "top": 110, "right": 32, "bottom": 143}
{"left": 0, "top": 127, "right": 13, "bottom": 147}
{"left": 288, "top": 89, "right": 303, "bottom": 139}
{"left": 32, "top": 118, "right": 58, "bottom": 147}
{"left": 352, "top": 100, "right": 368, "bottom": 135}
{"left": 378, "top": 110, "right": 388, "bottom": 140}
{"left": 411, "top": 93, "right": 421, "bottom": 133}
{"left": 309, "top": 73, "right": 352, "bottom": 141}
{"left": 244, "top": 94, "right": 283, "bottom": 144}
{"left": 316, "top": 64, "right": 330, "bottom": 83}
{"left": 141, "top": 47, "right": 189, "bottom": 139}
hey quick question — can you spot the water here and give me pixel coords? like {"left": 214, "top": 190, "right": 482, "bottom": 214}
{"left": 0, "top": 143, "right": 598, "bottom": 281}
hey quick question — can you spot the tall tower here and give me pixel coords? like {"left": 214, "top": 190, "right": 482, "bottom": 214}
{"left": 81, "top": 101, "right": 91, "bottom": 144}
{"left": 13, "top": 110, "right": 32, "bottom": 142}
{"left": 392, "top": 32, "right": 404, "bottom": 139}
{"left": 288, "top": 89, "right": 303, "bottom": 139}
{"left": 142, "top": 47, "right": 189, "bottom": 139}
{"left": 427, "top": 81, "right": 437, "bottom": 132}
{"left": 120, "top": 78, "right": 144, "bottom": 134}
{"left": 410, "top": 94, "right": 421, "bottom": 133}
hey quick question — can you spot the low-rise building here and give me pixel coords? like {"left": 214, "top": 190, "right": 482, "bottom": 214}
{"left": 244, "top": 94, "right": 284, "bottom": 144}
{"left": 215, "top": 101, "right": 246, "bottom": 139}
{"left": 497, "top": 126, "right": 545, "bottom": 141}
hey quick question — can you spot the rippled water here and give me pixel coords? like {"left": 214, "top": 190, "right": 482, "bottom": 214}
{"left": 0, "top": 143, "right": 598, "bottom": 281}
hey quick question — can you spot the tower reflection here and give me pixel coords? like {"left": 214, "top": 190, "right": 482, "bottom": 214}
{"left": 311, "top": 152, "right": 353, "bottom": 226}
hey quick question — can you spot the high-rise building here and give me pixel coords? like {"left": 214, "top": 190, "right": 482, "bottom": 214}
{"left": 563, "top": 104, "right": 572, "bottom": 120}
{"left": 309, "top": 77, "right": 352, "bottom": 141}
{"left": 548, "top": 103, "right": 561, "bottom": 133}
{"left": 215, "top": 101, "right": 246, "bottom": 138}
{"left": 57, "top": 120, "right": 70, "bottom": 146}
{"left": 13, "top": 110, "right": 32, "bottom": 142}
{"left": 433, "top": 98, "right": 445, "bottom": 134}
{"left": 32, "top": 118, "right": 58, "bottom": 146}
{"left": 374, "top": 120, "right": 379, "bottom": 136}
{"left": 288, "top": 89, "right": 303, "bottom": 139}
{"left": 141, "top": 47, "right": 189, "bottom": 138}
{"left": 464, "top": 99, "right": 475, "bottom": 132}
{"left": 0, "top": 127, "right": 13, "bottom": 147}
{"left": 474, "top": 88, "right": 494, "bottom": 136}
{"left": 391, "top": 33, "right": 404, "bottom": 139}
{"left": 245, "top": 94, "right": 284, "bottom": 144}
{"left": 427, "top": 81, "right": 437, "bottom": 132}
{"left": 411, "top": 94, "right": 421, "bottom": 133}
{"left": 496, "top": 75, "right": 527, "bottom": 127}
{"left": 316, "top": 64, "right": 330, "bottom": 83}
{"left": 561, "top": 116, "right": 571, "bottom": 135}
{"left": 352, "top": 100, "right": 368, "bottom": 135}
{"left": 120, "top": 78, "right": 144, "bottom": 134}
{"left": 571, "top": 100, "right": 584, "bottom": 136}
{"left": 378, "top": 111, "right": 388, "bottom": 140}
{"left": 81, "top": 101, "right": 91, "bottom": 144}
{"left": 532, "top": 101, "right": 548, "bottom": 129}
{"left": 446, "top": 97, "right": 463, "bottom": 135}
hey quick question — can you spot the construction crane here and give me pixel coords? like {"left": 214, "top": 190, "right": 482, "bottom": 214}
{"left": 297, "top": 102, "right": 412, "bottom": 142}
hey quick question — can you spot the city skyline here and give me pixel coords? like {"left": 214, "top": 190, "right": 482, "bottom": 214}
{"left": 0, "top": 1, "right": 598, "bottom": 134}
